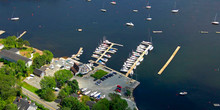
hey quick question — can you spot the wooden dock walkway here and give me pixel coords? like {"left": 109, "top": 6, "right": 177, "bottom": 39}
{"left": 17, "top": 31, "right": 27, "bottom": 39}
{"left": 71, "top": 47, "right": 83, "bottom": 59}
{"left": 125, "top": 45, "right": 151, "bottom": 77}
{"left": 158, "top": 46, "right": 181, "bottom": 75}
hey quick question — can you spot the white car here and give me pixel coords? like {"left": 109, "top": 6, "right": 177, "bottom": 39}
{"left": 30, "top": 74, "right": 35, "bottom": 77}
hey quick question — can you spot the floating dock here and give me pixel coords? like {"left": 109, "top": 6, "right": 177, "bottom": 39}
{"left": 158, "top": 46, "right": 181, "bottom": 75}
{"left": 0, "top": 30, "right": 5, "bottom": 35}
{"left": 216, "top": 31, "right": 220, "bottom": 34}
{"left": 17, "top": 31, "right": 27, "bottom": 39}
{"left": 125, "top": 44, "right": 152, "bottom": 77}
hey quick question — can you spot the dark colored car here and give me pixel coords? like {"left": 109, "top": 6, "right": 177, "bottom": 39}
{"left": 93, "top": 78, "right": 98, "bottom": 81}
{"left": 113, "top": 72, "right": 117, "bottom": 75}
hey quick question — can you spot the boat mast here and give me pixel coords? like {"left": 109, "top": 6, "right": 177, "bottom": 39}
{"left": 174, "top": 2, "right": 177, "bottom": 9}
{"left": 214, "top": 13, "right": 218, "bottom": 22}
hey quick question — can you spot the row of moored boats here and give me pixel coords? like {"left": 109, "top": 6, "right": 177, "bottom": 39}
{"left": 120, "top": 41, "right": 153, "bottom": 75}
{"left": 81, "top": 88, "right": 105, "bottom": 99}
{"left": 92, "top": 40, "right": 117, "bottom": 65}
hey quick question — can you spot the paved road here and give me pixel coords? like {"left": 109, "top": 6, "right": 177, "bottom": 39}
{"left": 22, "top": 87, "right": 59, "bottom": 110}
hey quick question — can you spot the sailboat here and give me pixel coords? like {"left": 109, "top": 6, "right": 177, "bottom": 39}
{"left": 212, "top": 13, "right": 219, "bottom": 25}
{"left": 146, "top": 14, "right": 152, "bottom": 21}
{"left": 146, "top": 1, "right": 151, "bottom": 9}
{"left": 11, "top": 11, "right": 19, "bottom": 21}
{"left": 110, "top": 1, "right": 116, "bottom": 5}
{"left": 100, "top": 1, "right": 107, "bottom": 12}
{"left": 171, "top": 2, "right": 179, "bottom": 13}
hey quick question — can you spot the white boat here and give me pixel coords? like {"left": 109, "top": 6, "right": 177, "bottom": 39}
{"left": 110, "top": 1, "right": 116, "bottom": 5}
{"left": 84, "top": 90, "right": 91, "bottom": 95}
{"left": 101, "top": 58, "right": 108, "bottom": 62}
{"left": 146, "top": 1, "right": 151, "bottom": 9}
{"left": 179, "top": 91, "right": 187, "bottom": 96}
{"left": 171, "top": 2, "right": 179, "bottom": 13}
{"left": 171, "top": 9, "right": 179, "bottom": 13}
{"left": 90, "top": 91, "right": 98, "bottom": 97}
{"left": 104, "top": 54, "right": 111, "bottom": 58}
{"left": 213, "top": 103, "right": 220, "bottom": 107}
{"left": 101, "top": 95, "right": 105, "bottom": 99}
{"left": 149, "top": 45, "right": 154, "bottom": 51}
{"left": 133, "top": 10, "right": 138, "bottom": 12}
{"left": 81, "top": 88, "right": 87, "bottom": 92}
{"left": 212, "top": 13, "right": 219, "bottom": 25}
{"left": 103, "top": 40, "right": 111, "bottom": 44}
{"left": 146, "top": 14, "right": 152, "bottom": 21}
{"left": 153, "top": 31, "right": 163, "bottom": 33}
{"left": 94, "top": 92, "right": 101, "bottom": 98}
{"left": 87, "top": 0, "right": 91, "bottom": 2}
{"left": 126, "top": 22, "right": 134, "bottom": 27}
{"left": 11, "top": 17, "right": 19, "bottom": 21}
{"left": 100, "top": 9, "right": 107, "bottom": 12}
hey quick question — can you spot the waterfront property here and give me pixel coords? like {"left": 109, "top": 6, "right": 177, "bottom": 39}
{"left": 0, "top": 49, "right": 32, "bottom": 67}
{"left": 33, "top": 68, "right": 45, "bottom": 77}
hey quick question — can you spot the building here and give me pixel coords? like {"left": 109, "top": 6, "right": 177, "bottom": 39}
{"left": 0, "top": 49, "right": 32, "bottom": 67}
{"left": 33, "top": 68, "right": 45, "bottom": 77}
{"left": 9, "top": 48, "right": 20, "bottom": 54}
{"left": 70, "top": 63, "right": 80, "bottom": 75}
{"left": 13, "top": 96, "right": 38, "bottom": 110}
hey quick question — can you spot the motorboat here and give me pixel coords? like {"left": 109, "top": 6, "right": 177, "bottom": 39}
{"left": 100, "top": 9, "right": 107, "bottom": 12}
{"left": 133, "top": 10, "right": 138, "bottom": 12}
{"left": 101, "top": 58, "right": 108, "bottom": 62}
{"left": 98, "top": 60, "right": 105, "bottom": 65}
{"left": 147, "top": 17, "right": 152, "bottom": 21}
{"left": 104, "top": 54, "right": 111, "bottom": 58}
{"left": 103, "top": 40, "right": 111, "bottom": 44}
{"left": 11, "top": 17, "right": 19, "bottom": 21}
{"left": 110, "top": 1, "right": 116, "bottom": 5}
{"left": 212, "top": 13, "right": 219, "bottom": 25}
{"left": 94, "top": 92, "right": 101, "bottom": 98}
{"left": 171, "top": 9, "right": 179, "bottom": 13}
{"left": 179, "top": 91, "right": 187, "bottom": 96}
{"left": 149, "top": 45, "right": 154, "bottom": 51}
{"left": 81, "top": 88, "right": 87, "bottom": 92}
{"left": 153, "top": 31, "right": 163, "bottom": 33}
{"left": 101, "top": 95, "right": 105, "bottom": 99}
{"left": 84, "top": 90, "right": 91, "bottom": 95}
{"left": 92, "top": 54, "right": 99, "bottom": 58}
{"left": 126, "top": 22, "right": 134, "bottom": 27}
{"left": 90, "top": 91, "right": 98, "bottom": 97}
{"left": 213, "top": 103, "right": 220, "bottom": 107}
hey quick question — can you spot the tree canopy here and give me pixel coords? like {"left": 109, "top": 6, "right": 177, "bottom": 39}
{"left": 58, "top": 80, "right": 79, "bottom": 100}
{"left": 61, "top": 97, "right": 89, "bottom": 110}
{"left": 40, "top": 76, "right": 56, "bottom": 89}
{"left": 43, "top": 50, "right": 53, "bottom": 64}
{"left": 1, "top": 36, "right": 30, "bottom": 49}
{"left": 55, "top": 70, "right": 73, "bottom": 87}
{"left": 39, "top": 88, "right": 56, "bottom": 102}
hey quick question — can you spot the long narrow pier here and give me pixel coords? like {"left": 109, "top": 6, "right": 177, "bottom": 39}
{"left": 158, "top": 46, "right": 181, "bottom": 75}
{"left": 0, "top": 30, "right": 5, "bottom": 35}
{"left": 95, "top": 43, "right": 114, "bottom": 63}
{"left": 125, "top": 45, "right": 151, "bottom": 77}
{"left": 17, "top": 31, "right": 27, "bottom": 39}
{"left": 71, "top": 47, "right": 83, "bottom": 59}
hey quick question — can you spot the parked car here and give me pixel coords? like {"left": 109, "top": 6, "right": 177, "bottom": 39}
{"left": 93, "top": 78, "right": 98, "bottom": 81}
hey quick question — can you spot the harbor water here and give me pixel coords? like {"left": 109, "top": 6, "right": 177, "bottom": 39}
{"left": 0, "top": 0, "right": 220, "bottom": 109}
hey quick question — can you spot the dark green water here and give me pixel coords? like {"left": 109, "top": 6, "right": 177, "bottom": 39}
{"left": 0, "top": 0, "right": 220, "bottom": 109}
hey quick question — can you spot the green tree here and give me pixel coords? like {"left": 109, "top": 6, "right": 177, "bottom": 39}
{"left": 61, "top": 97, "right": 89, "bottom": 110}
{"left": 0, "top": 97, "right": 6, "bottom": 110}
{"left": 67, "top": 80, "right": 79, "bottom": 93}
{"left": 81, "top": 96, "right": 91, "bottom": 104}
{"left": 43, "top": 50, "right": 53, "bottom": 64}
{"left": 16, "top": 60, "right": 27, "bottom": 75}
{"left": 58, "top": 89, "right": 68, "bottom": 100}
{"left": 23, "top": 40, "right": 30, "bottom": 46}
{"left": 5, "top": 104, "right": 17, "bottom": 110}
{"left": 0, "top": 74, "right": 16, "bottom": 100}
{"left": 109, "top": 94, "right": 128, "bottom": 110}
{"left": 54, "top": 70, "right": 73, "bottom": 87}
{"left": 39, "top": 88, "right": 56, "bottom": 102}
{"left": 32, "top": 55, "right": 46, "bottom": 69}
{"left": 40, "top": 76, "right": 56, "bottom": 89}
{"left": 92, "top": 98, "right": 110, "bottom": 110}
{"left": 2, "top": 36, "right": 17, "bottom": 49}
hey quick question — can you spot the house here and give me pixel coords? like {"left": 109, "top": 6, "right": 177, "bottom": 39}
{"left": 33, "top": 68, "right": 45, "bottom": 77}
{"left": 13, "top": 96, "right": 38, "bottom": 110}
{"left": 0, "top": 49, "right": 32, "bottom": 67}
{"left": 70, "top": 63, "right": 80, "bottom": 75}
{"left": 0, "top": 43, "right": 4, "bottom": 50}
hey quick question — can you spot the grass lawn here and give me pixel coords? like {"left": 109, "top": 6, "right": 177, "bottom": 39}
{"left": 22, "top": 82, "right": 39, "bottom": 95}
{"left": 91, "top": 70, "right": 108, "bottom": 79}
{"left": 20, "top": 47, "right": 34, "bottom": 58}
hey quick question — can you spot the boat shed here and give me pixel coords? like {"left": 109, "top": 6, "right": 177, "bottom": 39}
{"left": 0, "top": 49, "right": 32, "bottom": 67}
{"left": 33, "top": 69, "right": 45, "bottom": 77}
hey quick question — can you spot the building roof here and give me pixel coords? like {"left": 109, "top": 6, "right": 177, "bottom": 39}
{"left": 39, "top": 66, "right": 47, "bottom": 71}
{"left": 9, "top": 48, "right": 19, "bottom": 53}
{"left": 13, "top": 97, "right": 37, "bottom": 110}
{"left": 86, "top": 101, "right": 96, "bottom": 109}
{"left": 0, "top": 49, "right": 32, "bottom": 63}
{"left": 33, "top": 69, "right": 43, "bottom": 76}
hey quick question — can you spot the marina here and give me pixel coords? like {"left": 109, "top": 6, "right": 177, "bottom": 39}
{"left": 90, "top": 39, "right": 123, "bottom": 65}
{"left": 158, "top": 46, "right": 181, "bottom": 75}
{"left": 121, "top": 41, "right": 153, "bottom": 77}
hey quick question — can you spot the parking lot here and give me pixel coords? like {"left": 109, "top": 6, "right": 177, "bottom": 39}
{"left": 24, "top": 58, "right": 75, "bottom": 89}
